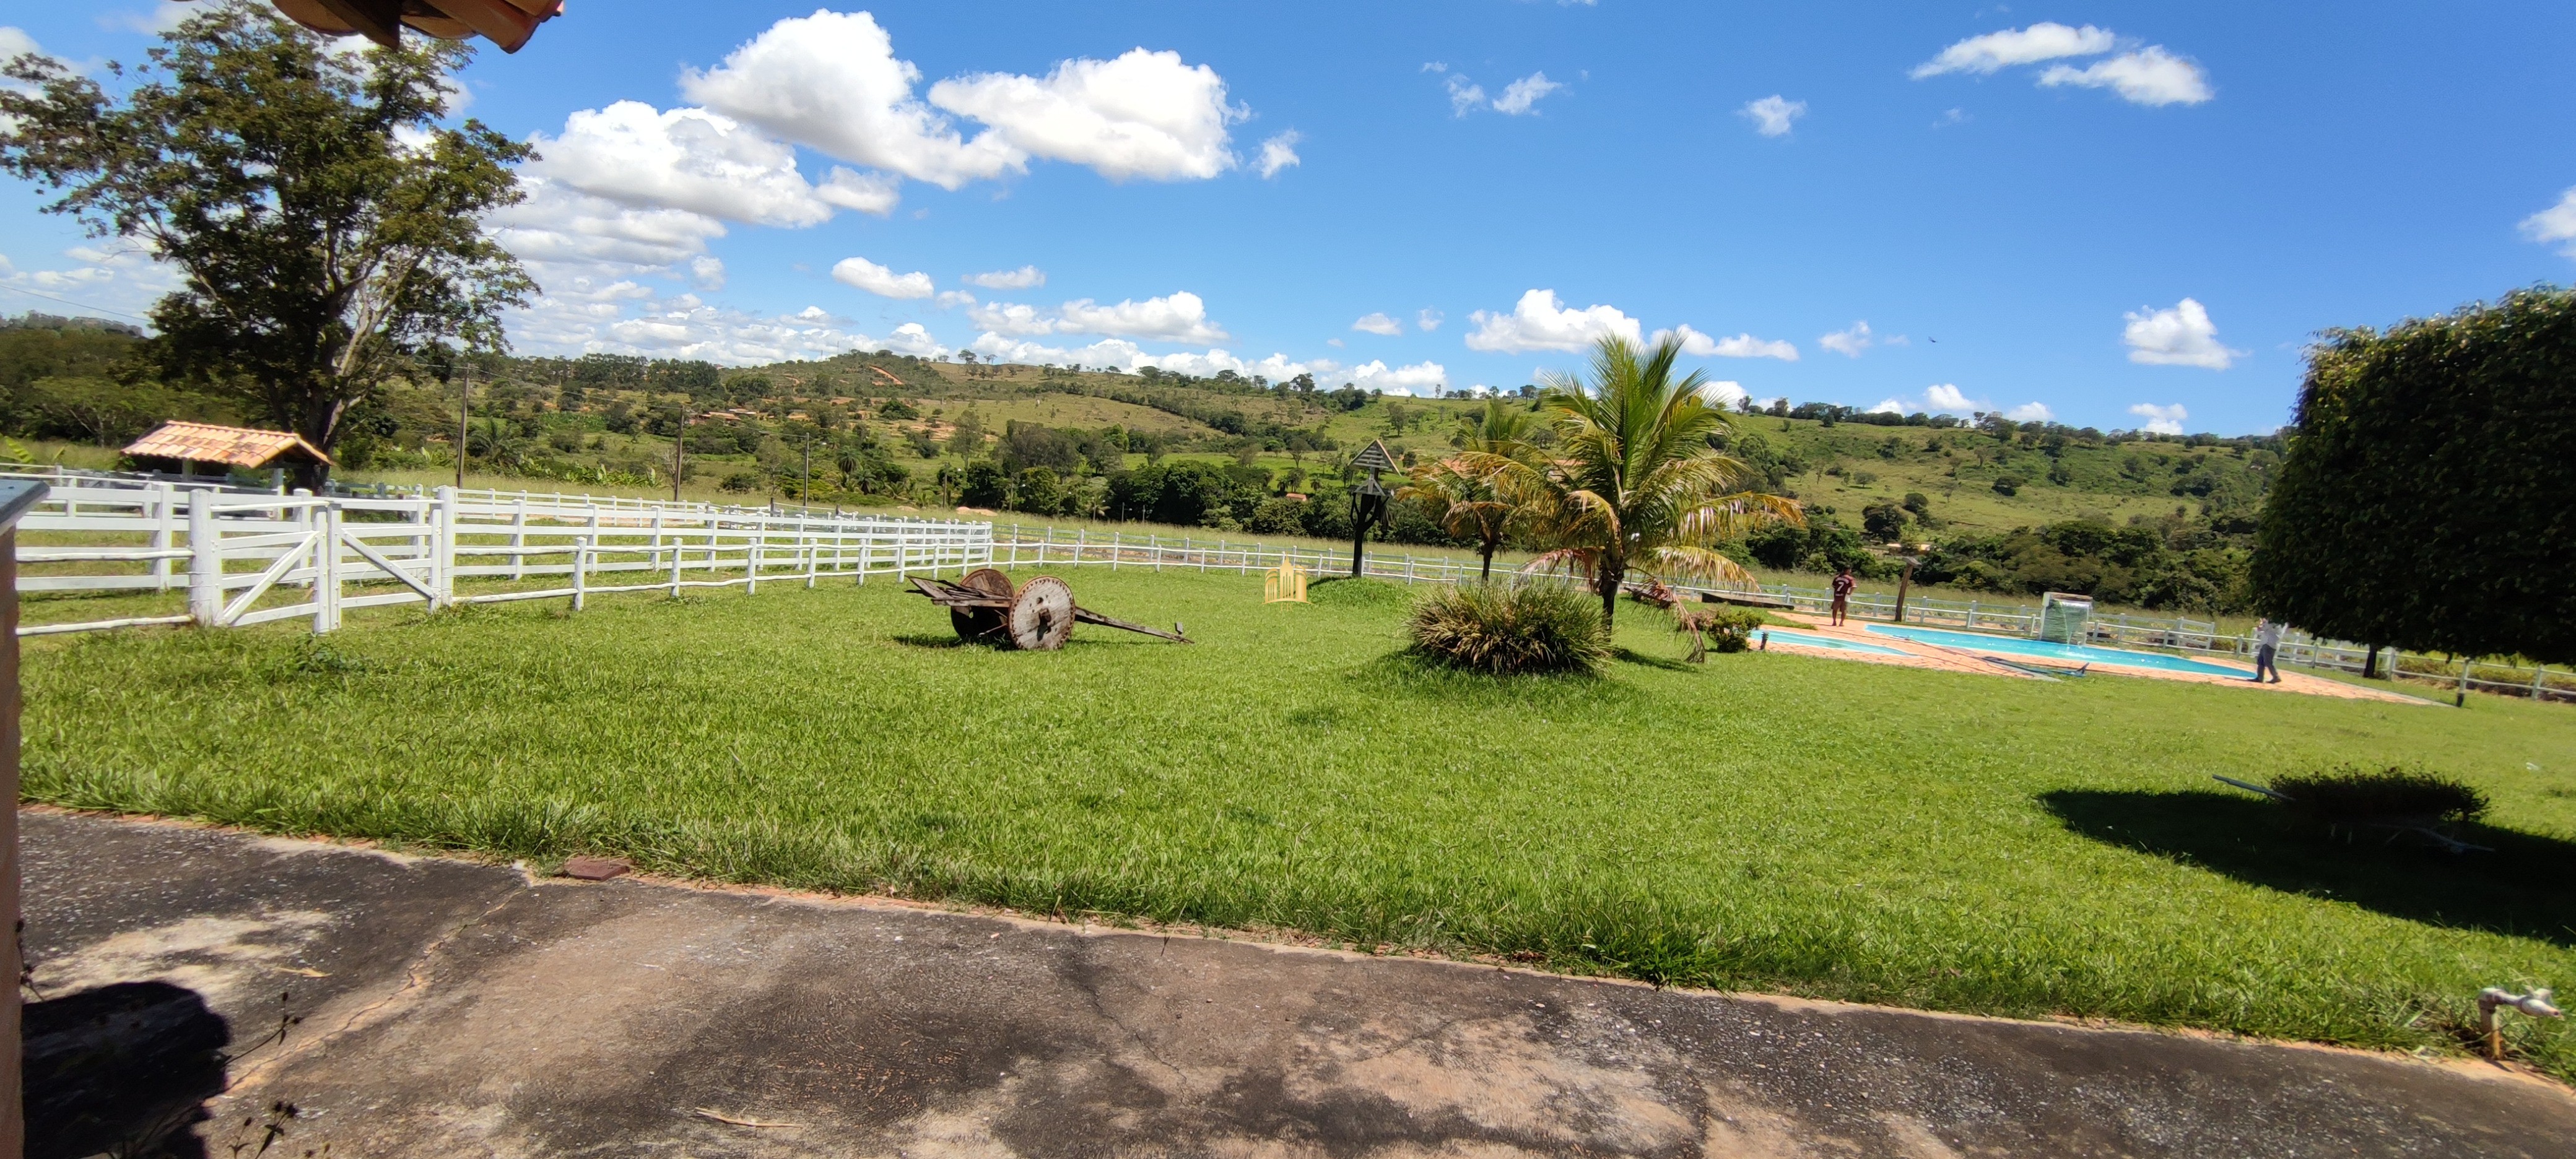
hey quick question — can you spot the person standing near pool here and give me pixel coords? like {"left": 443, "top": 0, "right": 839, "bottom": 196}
{"left": 1830, "top": 566, "right": 1856, "bottom": 627}
{"left": 2253, "top": 617, "right": 2284, "bottom": 683}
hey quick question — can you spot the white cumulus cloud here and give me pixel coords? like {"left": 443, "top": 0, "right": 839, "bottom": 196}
{"left": 1465, "top": 289, "right": 1642, "bottom": 353}
{"left": 2123, "top": 297, "right": 2240, "bottom": 369}
{"left": 1700, "top": 380, "right": 1749, "bottom": 408}
{"left": 1346, "top": 360, "right": 1450, "bottom": 395}
{"left": 934, "top": 289, "right": 976, "bottom": 308}
{"left": 1351, "top": 312, "right": 1403, "bottom": 336}
{"left": 2002, "top": 402, "right": 2055, "bottom": 422}
{"left": 1912, "top": 23, "right": 2116, "bottom": 77}
{"left": 970, "top": 292, "right": 1230, "bottom": 344}
{"left": 1492, "top": 72, "right": 1565, "bottom": 115}
{"left": 487, "top": 177, "right": 730, "bottom": 282}
{"left": 1866, "top": 383, "right": 2012, "bottom": 417}
{"left": 526, "top": 102, "right": 896, "bottom": 227}
{"left": 680, "top": 11, "right": 1242, "bottom": 191}
{"left": 931, "top": 48, "right": 1242, "bottom": 182}
{"left": 832, "top": 256, "right": 936, "bottom": 300}
{"left": 1819, "top": 320, "right": 1876, "bottom": 357}
{"left": 1256, "top": 131, "right": 1302, "bottom": 178}
{"left": 2039, "top": 47, "right": 2213, "bottom": 106}
{"left": 1656, "top": 324, "right": 1799, "bottom": 361}
{"left": 2518, "top": 188, "right": 2576, "bottom": 256}
{"left": 1740, "top": 95, "right": 1806, "bottom": 138}
{"left": 2128, "top": 402, "right": 2188, "bottom": 435}
{"left": 1444, "top": 74, "right": 1487, "bottom": 117}
{"left": 964, "top": 334, "right": 1326, "bottom": 384}
{"left": 1059, "top": 292, "right": 1229, "bottom": 343}
{"left": 1417, "top": 308, "right": 1444, "bottom": 332}
{"left": 680, "top": 11, "right": 1017, "bottom": 189}
{"left": 964, "top": 265, "right": 1045, "bottom": 290}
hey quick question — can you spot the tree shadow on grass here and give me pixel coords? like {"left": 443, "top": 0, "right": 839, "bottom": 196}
{"left": 2041, "top": 789, "right": 2576, "bottom": 947}
{"left": 1611, "top": 647, "right": 1697, "bottom": 673}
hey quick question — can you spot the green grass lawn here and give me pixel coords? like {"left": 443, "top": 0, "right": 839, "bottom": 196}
{"left": 22, "top": 566, "right": 2576, "bottom": 1078}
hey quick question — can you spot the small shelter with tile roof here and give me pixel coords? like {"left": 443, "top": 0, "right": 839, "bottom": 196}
{"left": 122, "top": 422, "right": 333, "bottom": 477}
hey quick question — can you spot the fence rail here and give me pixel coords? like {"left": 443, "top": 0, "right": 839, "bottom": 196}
{"left": 18, "top": 481, "right": 993, "bottom": 636}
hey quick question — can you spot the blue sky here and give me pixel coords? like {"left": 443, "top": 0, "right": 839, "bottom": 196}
{"left": 5, "top": 2, "right": 2575, "bottom": 435}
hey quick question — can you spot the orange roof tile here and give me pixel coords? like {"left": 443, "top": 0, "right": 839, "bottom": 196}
{"left": 123, "top": 422, "right": 333, "bottom": 469}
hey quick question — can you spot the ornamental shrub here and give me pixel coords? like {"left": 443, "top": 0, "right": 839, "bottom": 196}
{"left": 2268, "top": 766, "right": 2488, "bottom": 825}
{"left": 1408, "top": 582, "right": 1608, "bottom": 676}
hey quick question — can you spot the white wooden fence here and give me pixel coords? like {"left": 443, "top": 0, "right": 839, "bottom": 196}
{"left": 16, "top": 477, "right": 2564, "bottom": 703}
{"left": 19, "top": 482, "right": 992, "bottom": 636}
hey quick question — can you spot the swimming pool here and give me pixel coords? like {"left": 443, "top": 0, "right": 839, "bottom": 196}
{"left": 1757, "top": 628, "right": 1915, "bottom": 656}
{"left": 1865, "top": 625, "right": 2255, "bottom": 677}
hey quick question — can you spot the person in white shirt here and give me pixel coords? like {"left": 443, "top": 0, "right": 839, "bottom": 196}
{"left": 2253, "top": 618, "right": 2284, "bottom": 684}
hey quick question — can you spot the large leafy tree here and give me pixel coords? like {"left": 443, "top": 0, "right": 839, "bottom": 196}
{"left": 1463, "top": 334, "right": 1803, "bottom": 628}
{"left": 2252, "top": 287, "right": 2576, "bottom": 664}
{"left": 1399, "top": 399, "right": 1541, "bottom": 582}
{"left": 0, "top": 1, "right": 532, "bottom": 488}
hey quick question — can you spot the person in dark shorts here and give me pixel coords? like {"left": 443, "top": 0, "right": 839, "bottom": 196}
{"left": 2253, "top": 617, "right": 2283, "bottom": 683}
{"left": 1830, "top": 566, "right": 1856, "bottom": 627}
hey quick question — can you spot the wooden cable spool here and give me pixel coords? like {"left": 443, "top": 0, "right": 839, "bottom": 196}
{"left": 950, "top": 567, "right": 1015, "bottom": 643}
{"left": 1007, "top": 575, "right": 1077, "bottom": 652}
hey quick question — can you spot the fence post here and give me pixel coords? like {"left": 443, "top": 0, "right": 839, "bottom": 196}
{"left": 150, "top": 482, "right": 177, "bottom": 591}
{"left": 432, "top": 485, "right": 457, "bottom": 609}
{"left": 510, "top": 497, "right": 528, "bottom": 580}
{"left": 2534, "top": 665, "right": 2549, "bottom": 701}
{"left": 314, "top": 506, "right": 342, "bottom": 633}
{"left": 747, "top": 527, "right": 762, "bottom": 595}
{"left": 186, "top": 488, "right": 220, "bottom": 626}
{"left": 572, "top": 536, "right": 590, "bottom": 610}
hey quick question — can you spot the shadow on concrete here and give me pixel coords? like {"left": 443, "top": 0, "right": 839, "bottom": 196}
{"left": 2042, "top": 789, "right": 2576, "bottom": 947}
{"left": 23, "top": 981, "right": 231, "bottom": 1159}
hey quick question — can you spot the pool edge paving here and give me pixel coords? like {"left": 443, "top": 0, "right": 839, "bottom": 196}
{"left": 21, "top": 809, "right": 2575, "bottom": 1158}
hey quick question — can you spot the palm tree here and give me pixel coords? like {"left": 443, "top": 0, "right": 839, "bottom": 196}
{"left": 1460, "top": 334, "right": 1802, "bottom": 629}
{"left": 1399, "top": 399, "right": 1541, "bottom": 581}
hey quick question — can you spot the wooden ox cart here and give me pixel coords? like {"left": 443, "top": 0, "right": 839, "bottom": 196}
{"left": 908, "top": 569, "right": 1191, "bottom": 650}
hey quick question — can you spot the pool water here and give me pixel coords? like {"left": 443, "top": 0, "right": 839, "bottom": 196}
{"left": 1866, "top": 625, "right": 2255, "bottom": 677}
{"left": 1756, "top": 628, "right": 1914, "bottom": 656}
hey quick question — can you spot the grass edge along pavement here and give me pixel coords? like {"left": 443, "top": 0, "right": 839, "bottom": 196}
{"left": 20, "top": 567, "right": 2576, "bottom": 1082}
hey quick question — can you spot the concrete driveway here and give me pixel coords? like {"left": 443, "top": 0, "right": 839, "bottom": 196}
{"left": 20, "top": 809, "right": 2575, "bottom": 1158}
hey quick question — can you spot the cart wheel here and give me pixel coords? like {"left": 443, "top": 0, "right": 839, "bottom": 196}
{"left": 1008, "top": 575, "right": 1077, "bottom": 651}
{"left": 951, "top": 568, "right": 1016, "bottom": 642}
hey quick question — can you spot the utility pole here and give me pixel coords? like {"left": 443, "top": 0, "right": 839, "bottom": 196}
{"left": 455, "top": 356, "right": 472, "bottom": 490}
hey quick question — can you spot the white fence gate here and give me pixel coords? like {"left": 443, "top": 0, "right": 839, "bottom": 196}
{"left": 20, "top": 482, "right": 993, "bottom": 637}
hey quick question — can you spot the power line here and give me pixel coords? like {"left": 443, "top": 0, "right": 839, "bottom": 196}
{"left": 0, "top": 282, "right": 154, "bottom": 324}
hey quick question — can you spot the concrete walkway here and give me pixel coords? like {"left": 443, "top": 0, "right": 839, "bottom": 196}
{"left": 21, "top": 810, "right": 2575, "bottom": 1158}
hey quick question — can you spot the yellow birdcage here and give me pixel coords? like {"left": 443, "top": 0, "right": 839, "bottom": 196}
{"left": 1264, "top": 560, "right": 1310, "bottom": 604}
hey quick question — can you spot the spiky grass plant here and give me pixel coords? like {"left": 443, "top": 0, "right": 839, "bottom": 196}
{"left": 2271, "top": 765, "right": 2490, "bottom": 823}
{"left": 1407, "top": 581, "right": 1609, "bottom": 675}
